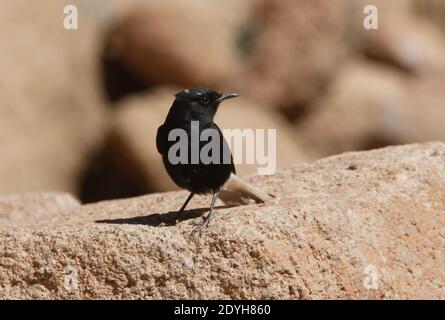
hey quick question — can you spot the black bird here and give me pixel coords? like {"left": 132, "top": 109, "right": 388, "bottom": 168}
{"left": 156, "top": 87, "right": 239, "bottom": 233}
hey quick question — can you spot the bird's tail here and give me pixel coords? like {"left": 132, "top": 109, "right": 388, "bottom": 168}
{"left": 219, "top": 173, "right": 275, "bottom": 206}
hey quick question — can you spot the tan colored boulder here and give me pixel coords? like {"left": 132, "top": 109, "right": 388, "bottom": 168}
{"left": 295, "top": 62, "right": 445, "bottom": 157}
{"left": 109, "top": 88, "right": 308, "bottom": 192}
{"left": 362, "top": 14, "right": 445, "bottom": 75}
{"left": 0, "top": 142, "right": 444, "bottom": 299}
{"left": 235, "top": 0, "right": 353, "bottom": 114}
{"left": 0, "top": 1, "right": 107, "bottom": 194}
{"left": 104, "top": 0, "right": 253, "bottom": 88}
{"left": 415, "top": 0, "right": 445, "bottom": 31}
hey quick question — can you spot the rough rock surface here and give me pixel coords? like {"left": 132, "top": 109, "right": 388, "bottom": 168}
{"left": 1, "top": 143, "right": 444, "bottom": 299}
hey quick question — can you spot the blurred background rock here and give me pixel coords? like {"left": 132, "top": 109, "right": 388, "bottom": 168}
{"left": 1, "top": 0, "right": 445, "bottom": 203}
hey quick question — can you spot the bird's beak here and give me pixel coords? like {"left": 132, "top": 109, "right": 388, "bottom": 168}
{"left": 216, "top": 92, "right": 239, "bottom": 103}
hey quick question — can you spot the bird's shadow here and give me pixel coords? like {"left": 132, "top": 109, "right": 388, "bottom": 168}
{"left": 95, "top": 205, "right": 236, "bottom": 227}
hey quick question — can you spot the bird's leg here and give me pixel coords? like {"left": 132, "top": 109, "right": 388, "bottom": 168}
{"left": 192, "top": 190, "right": 219, "bottom": 235}
{"left": 204, "top": 191, "right": 219, "bottom": 226}
{"left": 179, "top": 192, "right": 195, "bottom": 212}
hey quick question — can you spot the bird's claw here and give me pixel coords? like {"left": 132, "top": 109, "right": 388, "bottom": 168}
{"left": 190, "top": 215, "right": 212, "bottom": 236}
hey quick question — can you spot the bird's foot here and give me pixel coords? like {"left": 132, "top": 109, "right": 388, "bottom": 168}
{"left": 190, "top": 214, "right": 213, "bottom": 236}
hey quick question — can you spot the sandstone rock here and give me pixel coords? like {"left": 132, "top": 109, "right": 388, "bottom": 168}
{"left": 109, "top": 88, "right": 308, "bottom": 193}
{"left": 0, "top": 1, "right": 107, "bottom": 194}
{"left": 295, "top": 62, "right": 445, "bottom": 157}
{"left": 0, "top": 142, "right": 444, "bottom": 299}
{"left": 104, "top": 0, "right": 252, "bottom": 88}
{"left": 235, "top": 0, "right": 353, "bottom": 115}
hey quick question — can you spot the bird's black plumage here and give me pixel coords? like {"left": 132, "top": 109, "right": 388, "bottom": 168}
{"left": 156, "top": 87, "right": 238, "bottom": 233}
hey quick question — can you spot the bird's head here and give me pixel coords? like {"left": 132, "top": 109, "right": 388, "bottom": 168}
{"left": 171, "top": 87, "right": 239, "bottom": 123}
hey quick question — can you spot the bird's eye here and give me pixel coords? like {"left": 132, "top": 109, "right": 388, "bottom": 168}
{"left": 201, "top": 96, "right": 209, "bottom": 104}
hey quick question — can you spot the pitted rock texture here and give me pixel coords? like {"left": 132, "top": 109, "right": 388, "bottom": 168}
{"left": 0, "top": 143, "right": 444, "bottom": 299}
